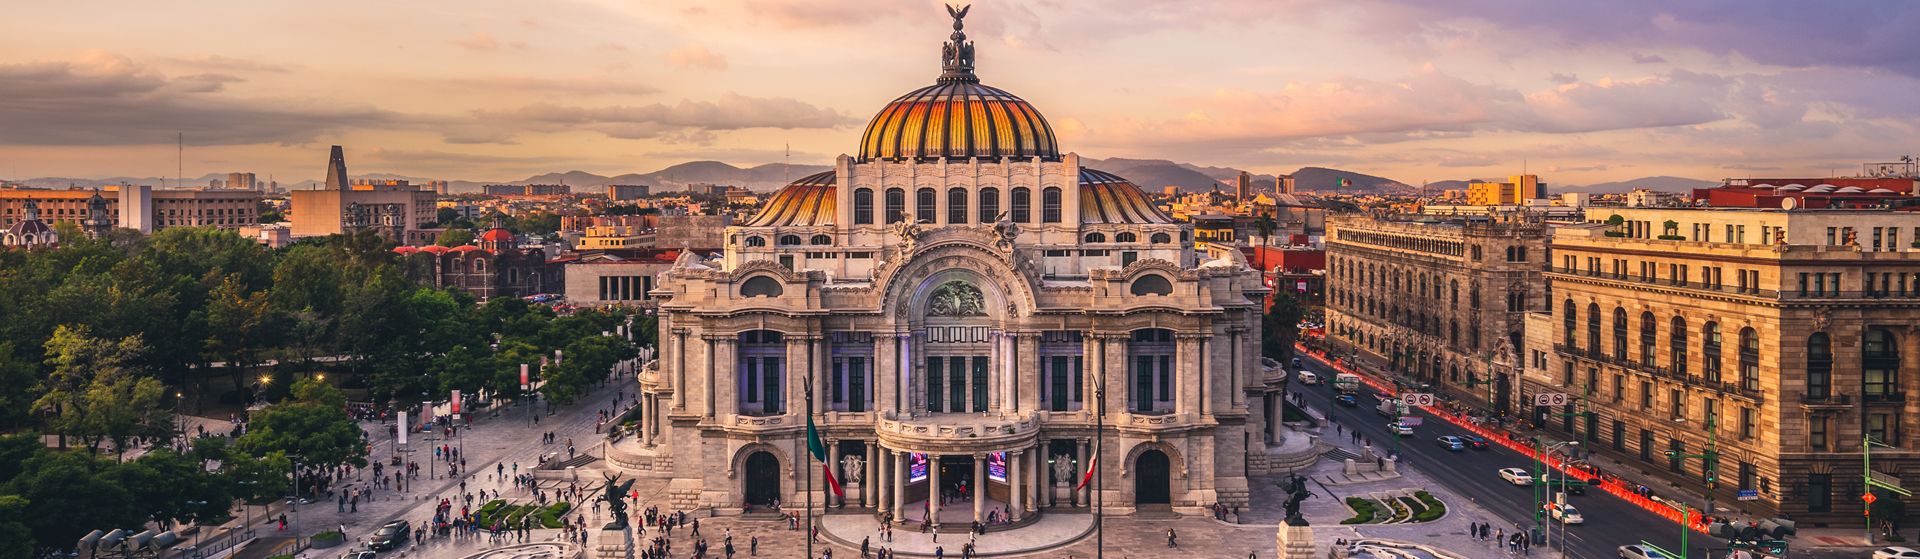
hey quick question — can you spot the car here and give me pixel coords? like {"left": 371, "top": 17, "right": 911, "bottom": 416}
{"left": 1387, "top": 421, "right": 1413, "bottom": 436}
{"left": 1435, "top": 436, "right": 1465, "bottom": 450}
{"left": 1460, "top": 435, "right": 1490, "bottom": 449}
{"left": 1550, "top": 503, "right": 1585, "bottom": 524}
{"left": 1875, "top": 547, "right": 1920, "bottom": 559}
{"left": 1335, "top": 395, "right": 1358, "bottom": 407}
{"left": 1619, "top": 545, "right": 1669, "bottom": 559}
{"left": 1291, "top": 357, "right": 1304, "bottom": 368}
{"left": 1297, "top": 371, "right": 1321, "bottom": 385}
{"left": 368, "top": 520, "right": 410, "bottom": 551}
{"left": 345, "top": 552, "right": 377, "bottom": 559}
{"left": 1499, "top": 468, "right": 1534, "bottom": 485}
{"left": 1543, "top": 477, "right": 1596, "bottom": 496}
{"left": 1370, "top": 391, "right": 1391, "bottom": 402}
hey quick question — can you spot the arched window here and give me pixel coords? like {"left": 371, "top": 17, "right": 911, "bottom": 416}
{"left": 1612, "top": 307, "right": 1629, "bottom": 360}
{"left": 1739, "top": 327, "right": 1760, "bottom": 391}
{"left": 1130, "top": 274, "right": 1173, "bottom": 296}
{"left": 1865, "top": 329, "right": 1899, "bottom": 399}
{"left": 1085, "top": 233, "right": 1107, "bottom": 243}
{"left": 1563, "top": 299, "right": 1577, "bottom": 347}
{"left": 742, "top": 276, "right": 784, "bottom": 298}
{"left": 1451, "top": 281, "right": 1460, "bottom": 309}
{"left": 885, "top": 188, "right": 907, "bottom": 224}
{"left": 1450, "top": 321, "right": 1459, "bottom": 346}
{"left": 917, "top": 188, "right": 937, "bottom": 224}
{"left": 1517, "top": 246, "right": 1528, "bottom": 261}
{"left": 810, "top": 235, "right": 832, "bottom": 245}
{"left": 1586, "top": 303, "right": 1602, "bottom": 350}
{"left": 1639, "top": 311, "right": 1657, "bottom": 367}
{"left": 778, "top": 235, "right": 801, "bottom": 246}
{"left": 1116, "top": 232, "right": 1137, "bottom": 243}
{"left": 853, "top": 188, "right": 874, "bottom": 224}
{"left": 978, "top": 188, "right": 1000, "bottom": 223}
{"left": 1042, "top": 187, "right": 1062, "bottom": 223}
{"left": 1702, "top": 322, "right": 1723, "bottom": 383}
{"left": 745, "top": 236, "right": 766, "bottom": 248}
{"left": 1470, "top": 283, "right": 1481, "bottom": 308}
{"left": 948, "top": 188, "right": 968, "bottom": 224}
{"left": 1011, "top": 187, "right": 1032, "bottom": 223}
{"left": 473, "top": 259, "right": 485, "bottom": 273}
{"left": 1151, "top": 232, "right": 1170, "bottom": 244}
{"left": 1669, "top": 317, "right": 1688, "bottom": 375}
{"left": 1807, "top": 333, "right": 1832, "bottom": 399}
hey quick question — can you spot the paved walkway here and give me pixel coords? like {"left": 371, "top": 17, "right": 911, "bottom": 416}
{"left": 819, "top": 511, "right": 1094, "bottom": 557}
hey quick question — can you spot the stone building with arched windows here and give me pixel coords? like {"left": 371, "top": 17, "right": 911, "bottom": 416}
{"left": 621, "top": 8, "right": 1277, "bottom": 523}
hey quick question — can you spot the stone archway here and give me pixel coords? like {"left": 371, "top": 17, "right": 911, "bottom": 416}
{"left": 1134, "top": 450, "right": 1171, "bottom": 505}
{"left": 743, "top": 451, "right": 781, "bottom": 507}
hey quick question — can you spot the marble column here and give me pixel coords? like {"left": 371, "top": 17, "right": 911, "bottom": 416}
{"left": 929, "top": 454, "right": 942, "bottom": 526}
{"left": 714, "top": 337, "right": 736, "bottom": 418}
{"left": 816, "top": 337, "right": 830, "bottom": 415}
{"left": 973, "top": 453, "right": 987, "bottom": 523}
{"left": 1199, "top": 334, "right": 1212, "bottom": 416}
{"left": 785, "top": 338, "right": 806, "bottom": 416}
{"left": 1075, "top": 438, "right": 1089, "bottom": 507}
{"left": 828, "top": 440, "right": 842, "bottom": 508}
{"left": 1030, "top": 445, "right": 1042, "bottom": 512}
{"left": 641, "top": 395, "right": 655, "bottom": 446}
{"left": 876, "top": 336, "right": 894, "bottom": 416}
{"left": 1010, "top": 447, "right": 1023, "bottom": 521}
{"left": 892, "top": 450, "right": 906, "bottom": 522}
{"left": 865, "top": 442, "right": 878, "bottom": 508}
{"left": 1017, "top": 334, "right": 1041, "bottom": 413}
{"left": 673, "top": 329, "right": 687, "bottom": 409}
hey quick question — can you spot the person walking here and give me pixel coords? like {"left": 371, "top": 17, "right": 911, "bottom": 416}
{"left": 862, "top": 536, "right": 870, "bottom": 559}
{"left": 750, "top": 535, "right": 758, "bottom": 556}
{"left": 1166, "top": 527, "right": 1178, "bottom": 547}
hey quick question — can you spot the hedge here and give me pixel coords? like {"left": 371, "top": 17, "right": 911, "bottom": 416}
{"left": 535, "top": 502, "right": 573, "bottom": 528}
{"left": 1413, "top": 491, "right": 1447, "bottom": 522}
{"left": 1340, "top": 497, "right": 1376, "bottom": 524}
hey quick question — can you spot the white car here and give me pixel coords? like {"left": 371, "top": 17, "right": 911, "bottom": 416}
{"left": 1875, "top": 547, "right": 1920, "bottom": 559}
{"left": 1499, "top": 468, "right": 1534, "bottom": 485}
{"left": 1387, "top": 421, "right": 1413, "bottom": 435}
{"left": 1619, "top": 545, "right": 1669, "bottom": 559}
{"left": 1297, "top": 371, "right": 1321, "bottom": 385}
{"left": 1551, "top": 503, "right": 1585, "bottom": 524}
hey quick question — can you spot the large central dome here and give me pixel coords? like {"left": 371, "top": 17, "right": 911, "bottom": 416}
{"left": 855, "top": 4, "right": 1058, "bottom": 163}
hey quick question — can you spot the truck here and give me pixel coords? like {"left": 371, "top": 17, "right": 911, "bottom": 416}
{"left": 1333, "top": 373, "right": 1363, "bottom": 394}
{"left": 1376, "top": 397, "right": 1401, "bottom": 418}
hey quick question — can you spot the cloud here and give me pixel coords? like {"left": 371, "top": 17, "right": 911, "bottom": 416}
{"left": 1719, "top": 164, "right": 1782, "bottom": 171}
{"left": 666, "top": 44, "right": 728, "bottom": 70}
{"left": 451, "top": 32, "right": 501, "bottom": 52}
{"left": 428, "top": 76, "right": 661, "bottom": 97}
{"left": 457, "top": 92, "right": 849, "bottom": 143}
{"left": 1547, "top": 72, "right": 1579, "bottom": 84}
{"left": 1631, "top": 53, "right": 1666, "bottom": 64}
{"left": 162, "top": 55, "right": 293, "bottom": 73}
{"left": 364, "top": 148, "right": 578, "bottom": 165}
{"left": 0, "top": 51, "right": 399, "bottom": 146}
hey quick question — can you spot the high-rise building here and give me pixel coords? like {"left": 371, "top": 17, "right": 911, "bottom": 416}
{"left": 1466, "top": 175, "right": 1547, "bottom": 205}
{"left": 1236, "top": 171, "right": 1251, "bottom": 201}
{"left": 324, "top": 145, "right": 349, "bottom": 190}
{"left": 292, "top": 147, "right": 436, "bottom": 239}
{"left": 608, "top": 184, "right": 650, "bottom": 200}
{"left": 228, "top": 172, "right": 257, "bottom": 190}
{"left": 1278, "top": 174, "right": 1296, "bottom": 195}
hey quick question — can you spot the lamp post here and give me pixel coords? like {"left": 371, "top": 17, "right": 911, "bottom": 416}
{"left": 288, "top": 455, "right": 304, "bottom": 541}
{"left": 184, "top": 501, "right": 207, "bottom": 549}
{"left": 423, "top": 437, "right": 442, "bottom": 480}
{"left": 238, "top": 481, "right": 259, "bottom": 535}
{"left": 1533, "top": 439, "right": 1577, "bottom": 547}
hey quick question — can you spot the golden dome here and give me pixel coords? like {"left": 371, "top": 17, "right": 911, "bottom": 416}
{"left": 743, "top": 171, "right": 836, "bottom": 227}
{"left": 857, "top": 82, "right": 1059, "bottom": 164}
{"left": 1080, "top": 168, "right": 1176, "bottom": 224}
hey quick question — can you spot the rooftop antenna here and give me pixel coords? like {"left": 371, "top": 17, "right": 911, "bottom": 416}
{"left": 177, "top": 133, "right": 183, "bottom": 191}
{"left": 784, "top": 142, "right": 790, "bottom": 185}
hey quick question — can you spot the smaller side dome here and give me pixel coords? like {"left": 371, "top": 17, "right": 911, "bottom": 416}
{"left": 1079, "top": 168, "right": 1176, "bottom": 224}
{"left": 481, "top": 229, "right": 515, "bottom": 242}
{"left": 744, "top": 171, "right": 836, "bottom": 227}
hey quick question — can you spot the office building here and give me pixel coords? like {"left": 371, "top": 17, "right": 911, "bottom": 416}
{"left": 1467, "top": 175, "right": 1548, "bottom": 206}
{"left": 609, "top": 184, "right": 651, "bottom": 200}
{"left": 290, "top": 147, "right": 437, "bottom": 239}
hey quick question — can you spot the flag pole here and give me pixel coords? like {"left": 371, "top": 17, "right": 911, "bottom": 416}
{"left": 1096, "top": 371, "right": 1105, "bottom": 559}
{"left": 806, "top": 373, "right": 814, "bottom": 559}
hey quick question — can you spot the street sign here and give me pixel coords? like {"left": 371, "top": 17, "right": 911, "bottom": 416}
{"left": 1402, "top": 393, "right": 1435, "bottom": 407}
{"left": 1400, "top": 417, "right": 1424, "bottom": 426}
{"left": 1737, "top": 489, "right": 1759, "bottom": 501}
{"left": 1535, "top": 393, "right": 1570, "bottom": 406}
{"left": 1863, "top": 492, "right": 1878, "bottom": 504}
{"left": 1870, "top": 470, "right": 1911, "bottom": 496}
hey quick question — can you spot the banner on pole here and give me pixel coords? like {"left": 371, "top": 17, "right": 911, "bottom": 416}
{"left": 398, "top": 411, "right": 408, "bottom": 445}
{"left": 452, "top": 390, "right": 462, "bottom": 414}
{"left": 521, "top": 364, "right": 530, "bottom": 385}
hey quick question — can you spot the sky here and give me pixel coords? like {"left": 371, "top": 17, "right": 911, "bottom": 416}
{"left": 3, "top": 0, "right": 1919, "bottom": 186}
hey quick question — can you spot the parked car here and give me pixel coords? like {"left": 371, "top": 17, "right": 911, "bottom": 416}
{"left": 368, "top": 520, "right": 410, "bottom": 551}
{"left": 1460, "top": 435, "right": 1490, "bottom": 449}
{"left": 1874, "top": 547, "right": 1920, "bottom": 559}
{"left": 1551, "top": 503, "right": 1585, "bottom": 524}
{"left": 1619, "top": 545, "right": 1669, "bottom": 559}
{"left": 1335, "top": 395, "right": 1358, "bottom": 407}
{"left": 1387, "top": 421, "right": 1413, "bottom": 436}
{"left": 1435, "top": 436, "right": 1465, "bottom": 451}
{"left": 1498, "top": 468, "right": 1534, "bottom": 485}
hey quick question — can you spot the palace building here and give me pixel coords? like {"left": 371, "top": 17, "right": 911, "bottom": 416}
{"left": 621, "top": 8, "right": 1280, "bottom": 522}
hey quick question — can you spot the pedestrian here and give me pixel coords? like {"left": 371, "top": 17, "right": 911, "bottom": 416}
{"left": 751, "top": 535, "right": 758, "bottom": 556}
{"left": 862, "top": 536, "right": 870, "bottom": 559}
{"left": 1166, "top": 527, "right": 1177, "bottom": 547}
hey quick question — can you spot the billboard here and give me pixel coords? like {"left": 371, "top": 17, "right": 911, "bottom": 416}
{"left": 987, "top": 452, "right": 1008, "bottom": 483}
{"left": 909, "top": 453, "right": 929, "bottom": 484}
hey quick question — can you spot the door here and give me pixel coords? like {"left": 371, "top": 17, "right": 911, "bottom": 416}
{"left": 744, "top": 451, "right": 781, "bottom": 506}
{"left": 849, "top": 357, "right": 866, "bottom": 413}
{"left": 949, "top": 356, "right": 967, "bottom": 412}
{"left": 1050, "top": 356, "right": 1069, "bottom": 412}
{"left": 1135, "top": 356, "right": 1154, "bottom": 413}
{"left": 1135, "top": 449, "right": 1171, "bottom": 504}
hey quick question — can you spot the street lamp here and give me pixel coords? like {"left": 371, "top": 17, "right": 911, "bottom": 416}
{"left": 1533, "top": 439, "right": 1578, "bottom": 548}
{"left": 183, "top": 501, "right": 207, "bottom": 549}
{"left": 238, "top": 481, "right": 259, "bottom": 536}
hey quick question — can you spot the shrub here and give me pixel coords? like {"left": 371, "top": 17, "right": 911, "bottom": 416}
{"left": 1657, "top": 235, "right": 1686, "bottom": 241}
{"left": 1603, "top": 231, "right": 1626, "bottom": 237}
{"left": 311, "top": 531, "right": 341, "bottom": 541}
{"left": 1399, "top": 496, "right": 1426, "bottom": 517}
{"left": 536, "top": 502, "right": 573, "bottom": 528}
{"left": 1413, "top": 491, "right": 1447, "bottom": 522}
{"left": 1340, "top": 497, "right": 1376, "bottom": 524}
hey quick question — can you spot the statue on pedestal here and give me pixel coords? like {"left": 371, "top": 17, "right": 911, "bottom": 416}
{"left": 600, "top": 473, "right": 636, "bottom": 527}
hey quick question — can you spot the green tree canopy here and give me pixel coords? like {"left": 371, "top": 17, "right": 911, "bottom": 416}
{"left": 232, "top": 379, "right": 366, "bottom": 471}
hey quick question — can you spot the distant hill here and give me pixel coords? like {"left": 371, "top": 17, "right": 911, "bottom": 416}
{"left": 1292, "top": 167, "right": 1408, "bottom": 193}
{"left": 1557, "top": 176, "right": 1717, "bottom": 195}
{"left": 1425, "top": 179, "right": 1488, "bottom": 192}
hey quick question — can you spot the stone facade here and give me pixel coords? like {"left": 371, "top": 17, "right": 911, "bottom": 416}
{"left": 1322, "top": 214, "right": 1550, "bottom": 414}
{"left": 1532, "top": 209, "right": 1920, "bottom": 525}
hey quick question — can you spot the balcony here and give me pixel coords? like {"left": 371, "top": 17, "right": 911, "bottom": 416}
{"left": 1864, "top": 391, "right": 1907, "bottom": 404}
{"left": 1800, "top": 394, "right": 1853, "bottom": 409}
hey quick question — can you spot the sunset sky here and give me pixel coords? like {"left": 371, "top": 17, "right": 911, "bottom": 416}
{"left": 3, "top": 0, "right": 1918, "bottom": 185}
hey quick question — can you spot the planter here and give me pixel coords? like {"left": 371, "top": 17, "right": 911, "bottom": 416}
{"left": 310, "top": 532, "right": 344, "bottom": 549}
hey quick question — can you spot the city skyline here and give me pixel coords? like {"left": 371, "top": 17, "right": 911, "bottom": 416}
{"left": 3, "top": 0, "right": 1918, "bottom": 185}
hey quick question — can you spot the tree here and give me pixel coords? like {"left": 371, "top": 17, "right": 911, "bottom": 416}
{"left": 206, "top": 274, "right": 281, "bottom": 398}
{"left": 0, "top": 343, "right": 36, "bottom": 431}
{"left": 1252, "top": 212, "right": 1278, "bottom": 273}
{"left": 436, "top": 207, "right": 461, "bottom": 225}
{"left": 0, "top": 495, "right": 32, "bottom": 559}
{"left": 231, "top": 379, "right": 366, "bottom": 472}
{"left": 3, "top": 451, "right": 140, "bottom": 550}
{"left": 436, "top": 229, "right": 475, "bottom": 247}
{"left": 1263, "top": 291, "right": 1308, "bottom": 361}
{"left": 36, "top": 326, "right": 147, "bottom": 451}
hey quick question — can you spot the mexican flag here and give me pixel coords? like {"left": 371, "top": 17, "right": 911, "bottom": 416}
{"left": 807, "top": 416, "right": 845, "bottom": 498}
{"left": 1075, "top": 443, "right": 1100, "bottom": 491}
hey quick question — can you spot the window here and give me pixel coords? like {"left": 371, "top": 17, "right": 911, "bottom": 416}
{"left": 1741, "top": 407, "right": 1756, "bottom": 440}
{"left": 1668, "top": 438, "right": 1685, "bottom": 473}
{"left": 1151, "top": 232, "right": 1170, "bottom": 244}
{"left": 1563, "top": 300, "right": 1577, "bottom": 347}
{"left": 744, "top": 236, "right": 766, "bottom": 248}
{"left": 1671, "top": 388, "right": 1685, "bottom": 419}
{"left": 886, "top": 188, "right": 907, "bottom": 224}
{"left": 853, "top": 188, "right": 874, "bottom": 224}
{"left": 1085, "top": 233, "right": 1107, "bottom": 243}
{"left": 917, "top": 188, "right": 937, "bottom": 223}
{"left": 1587, "top": 303, "right": 1602, "bottom": 350}
{"left": 1612, "top": 307, "right": 1629, "bottom": 360}
{"left": 1010, "top": 187, "right": 1031, "bottom": 223}
{"left": 1738, "top": 327, "right": 1760, "bottom": 391}
{"left": 1639, "top": 429, "right": 1656, "bottom": 461}
{"left": 978, "top": 188, "right": 999, "bottom": 223}
{"left": 1740, "top": 462, "right": 1756, "bottom": 491}
{"left": 1613, "top": 375, "right": 1624, "bottom": 402}
{"left": 1870, "top": 413, "right": 1896, "bottom": 445}
{"left": 1611, "top": 420, "right": 1626, "bottom": 451}
{"left": 1808, "top": 416, "right": 1827, "bottom": 450}
{"left": 1639, "top": 311, "right": 1657, "bottom": 367}
{"left": 1866, "top": 329, "right": 1900, "bottom": 400}
{"left": 1640, "top": 380, "right": 1653, "bottom": 410}
{"left": 778, "top": 235, "right": 801, "bottom": 246}
{"left": 948, "top": 188, "right": 968, "bottom": 224}
{"left": 1807, "top": 333, "right": 1832, "bottom": 399}
{"left": 1702, "top": 322, "right": 1722, "bottom": 383}
{"left": 1116, "top": 232, "right": 1137, "bottom": 243}
{"left": 742, "top": 276, "right": 783, "bottom": 297}
{"left": 810, "top": 235, "right": 832, "bottom": 245}
{"left": 1130, "top": 274, "right": 1173, "bottom": 296}
{"left": 1807, "top": 473, "right": 1832, "bottom": 512}
{"left": 1669, "top": 317, "right": 1688, "bottom": 374}
{"left": 1042, "top": 187, "right": 1062, "bottom": 223}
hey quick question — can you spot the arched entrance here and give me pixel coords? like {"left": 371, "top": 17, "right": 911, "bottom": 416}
{"left": 744, "top": 451, "right": 781, "bottom": 507}
{"left": 1135, "top": 450, "right": 1171, "bottom": 504}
